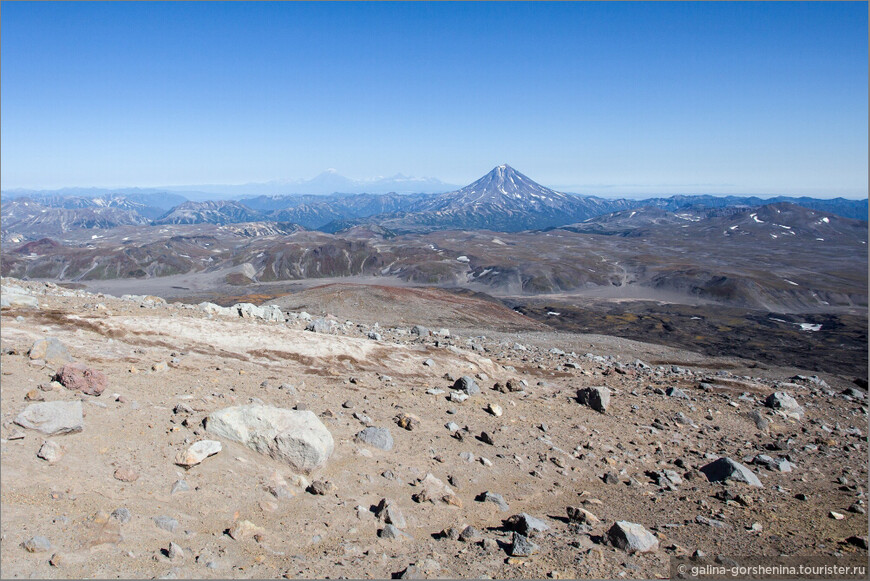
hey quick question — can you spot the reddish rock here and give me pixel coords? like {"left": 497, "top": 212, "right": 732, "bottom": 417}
{"left": 54, "top": 363, "right": 107, "bottom": 396}
{"left": 113, "top": 467, "right": 139, "bottom": 482}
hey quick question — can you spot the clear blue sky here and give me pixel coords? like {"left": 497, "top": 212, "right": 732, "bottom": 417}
{"left": 2, "top": 1, "right": 867, "bottom": 197}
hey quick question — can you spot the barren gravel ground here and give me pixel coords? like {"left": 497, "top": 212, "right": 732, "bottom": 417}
{"left": 0, "top": 279, "right": 866, "bottom": 579}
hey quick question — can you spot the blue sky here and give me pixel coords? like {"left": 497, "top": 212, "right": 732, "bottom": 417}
{"left": 2, "top": 1, "right": 867, "bottom": 197}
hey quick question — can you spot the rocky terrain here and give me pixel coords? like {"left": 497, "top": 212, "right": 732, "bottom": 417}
{"left": 1, "top": 278, "right": 867, "bottom": 579}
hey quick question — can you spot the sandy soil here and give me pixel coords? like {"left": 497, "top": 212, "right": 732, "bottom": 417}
{"left": 0, "top": 279, "right": 866, "bottom": 579}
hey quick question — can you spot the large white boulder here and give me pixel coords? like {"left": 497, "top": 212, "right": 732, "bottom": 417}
{"left": 198, "top": 302, "right": 234, "bottom": 316}
{"left": 15, "top": 401, "right": 84, "bottom": 435}
{"left": 206, "top": 405, "right": 333, "bottom": 473}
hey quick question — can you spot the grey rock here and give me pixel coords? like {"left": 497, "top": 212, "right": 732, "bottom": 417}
{"left": 748, "top": 410, "right": 770, "bottom": 431}
{"left": 355, "top": 427, "right": 394, "bottom": 451}
{"left": 577, "top": 386, "right": 610, "bottom": 413}
{"left": 112, "top": 508, "right": 131, "bottom": 524}
{"left": 29, "top": 338, "right": 71, "bottom": 365}
{"left": 478, "top": 491, "right": 510, "bottom": 511}
{"left": 696, "top": 515, "right": 730, "bottom": 529}
{"left": 453, "top": 376, "right": 480, "bottom": 396}
{"left": 510, "top": 532, "right": 539, "bottom": 557}
{"left": 458, "top": 526, "right": 482, "bottom": 542}
{"left": 234, "top": 303, "right": 265, "bottom": 319}
{"left": 206, "top": 405, "right": 334, "bottom": 473}
{"left": 411, "top": 325, "right": 430, "bottom": 337}
{"left": 167, "top": 541, "right": 184, "bottom": 560}
{"left": 260, "top": 305, "right": 284, "bottom": 322}
{"left": 505, "top": 513, "right": 550, "bottom": 535}
{"left": 607, "top": 521, "right": 659, "bottom": 554}
{"left": 700, "top": 457, "right": 763, "bottom": 488}
{"left": 175, "top": 440, "right": 222, "bottom": 467}
{"left": 306, "top": 318, "right": 338, "bottom": 334}
{"left": 307, "top": 480, "right": 335, "bottom": 495}
{"left": 153, "top": 515, "right": 179, "bottom": 533}
{"left": 22, "top": 535, "right": 51, "bottom": 553}
{"left": 367, "top": 331, "right": 382, "bottom": 341}
{"left": 1, "top": 293, "right": 38, "bottom": 308}
{"left": 666, "top": 387, "right": 689, "bottom": 399}
{"left": 378, "top": 524, "right": 410, "bottom": 540}
{"left": 170, "top": 480, "right": 190, "bottom": 494}
{"left": 765, "top": 392, "right": 804, "bottom": 419}
{"left": 37, "top": 440, "right": 64, "bottom": 463}
{"left": 14, "top": 401, "right": 84, "bottom": 435}
{"left": 375, "top": 498, "right": 406, "bottom": 529}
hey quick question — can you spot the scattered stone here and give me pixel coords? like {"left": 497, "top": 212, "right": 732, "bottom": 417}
{"left": 487, "top": 403, "right": 503, "bottom": 417}
{"left": 423, "top": 358, "right": 435, "bottom": 367}
{"left": 7, "top": 429, "right": 25, "bottom": 440}
{"left": 846, "top": 536, "right": 869, "bottom": 550}
{"left": 765, "top": 392, "right": 804, "bottom": 419}
{"left": 49, "top": 552, "right": 65, "bottom": 567}
{"left": 175, "top": 440, "right": 222, "bottom": 468}
{"left": 510, "top": 532, "right": 539, "bottom": 557}
{"left": 29, "top": 338, "right": 71, "bottom": 365}
{"left": 479, "top": 431, "right": 495, "bottom": 445}
{"left": 829, "top": 511, "right": 845, "bottom": 520}
{"left": 307, "top": 480, "right": 336, "bottom": 495}
{"left": 355, "top": 426, "right": 394, "bottom": 451}
{"left": 453, "top": 376, "right": 480, "bottom": 395}
{"left": 666, "top": 387, "right": 689, "bottom": 399}
{"left": 367, "top": 331, "right": 382, "bottom": 341}
{"left": 696, "top": 515, "right": 730, "bottom": 529}
{"left": 848, "top": 503, "right": 866, "bottom": 515}
{"left": 567, "top": 506, "right": 600, "bottom": 525}
{"left": 398, "top": 559, "right": 441, "bottom": 579}
{"left": 14, "top": 401, "right": 84, "bottom": 435}
{"left": 478, "top": 491, "right": 510, "bottom": 511}
{"left": 173, "top": 403, "right": 194, "bottom": 415}
{"left": 458, "top": 525, "right": 482, "bottom": 543}
{"left": 411, "top": 325, "right": 430, "bottom": 337}
{"left": 699, "top": 457, "right": 763, "bottom": 488}
{"left": 577, "top": 386, "right": 610, "bottom": 413}
{"left": 111, "top": 508, "right": 131, "bottom": 524}
{"left": 449, "top": 391, "right": 469, "bottom": 403}
{"left": 603, "top": 472, "right": 620, "bottom": 485}
{"left": 306, "top": 318, "right": 338, "bottom": 334}
{"left": 22, "top": 535, "right": 51, "bottom": 553}
{"left": 607, "top": 521, "right": 659, "bottom": 554}
{"left": 505, "top": 513, "right": 550, "bottom": 535}
{"left": 412, "top": 473, "right": 460, "bottom": 506}
{"left": 206, "top": 405, "right": 334, "bottom": 473}
{"left": 153, "top": 515, "right": 179, "bottom": 533}
{"left": 170, "top": 480, "right": 190, "bottom": 494}
{"left": 375, "top": 498, "right": 406, "bottom": 529}
{"left": 54, "top": 362, "right": 107, "bottom": 396}
{"left": 394, "top": 412, "right": 421, "bottom": 431}
{"left": 445, "top": 421, "right": 460, "bottom": 433}
{"left": 167, "top": 541, "right": 184, "bottom": 560}
{"left": 378, "top": 524, "right": 410, "bottom": 540}
{"left": 748, "top": 410, "right": 770, "bottom": 432}
{"left": 37, "top": 440, "right": 64, "bottom": 463}
{"left": 228, "top": 519, "right": 265, "bottom": 540}
{"left": 113, "top": 467, "right": 139, "bottom": 482}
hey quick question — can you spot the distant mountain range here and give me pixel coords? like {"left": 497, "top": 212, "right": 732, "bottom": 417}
{"left": 1, "top": 165, "right": 866, "bottom": 243}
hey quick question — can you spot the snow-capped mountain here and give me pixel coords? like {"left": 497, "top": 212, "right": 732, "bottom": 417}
{"left": 368, "top": 165, "right": 636, "bottom": 233}
{"left": 153, "top": 201, "right": 266, "bottom": 225}
{"left": 0, "top": 197, "right": 152, "bottom": 242}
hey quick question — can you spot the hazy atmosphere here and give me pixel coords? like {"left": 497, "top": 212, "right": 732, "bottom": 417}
{"left": 1, "top": 1, "right": 867, "bottom": 197}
